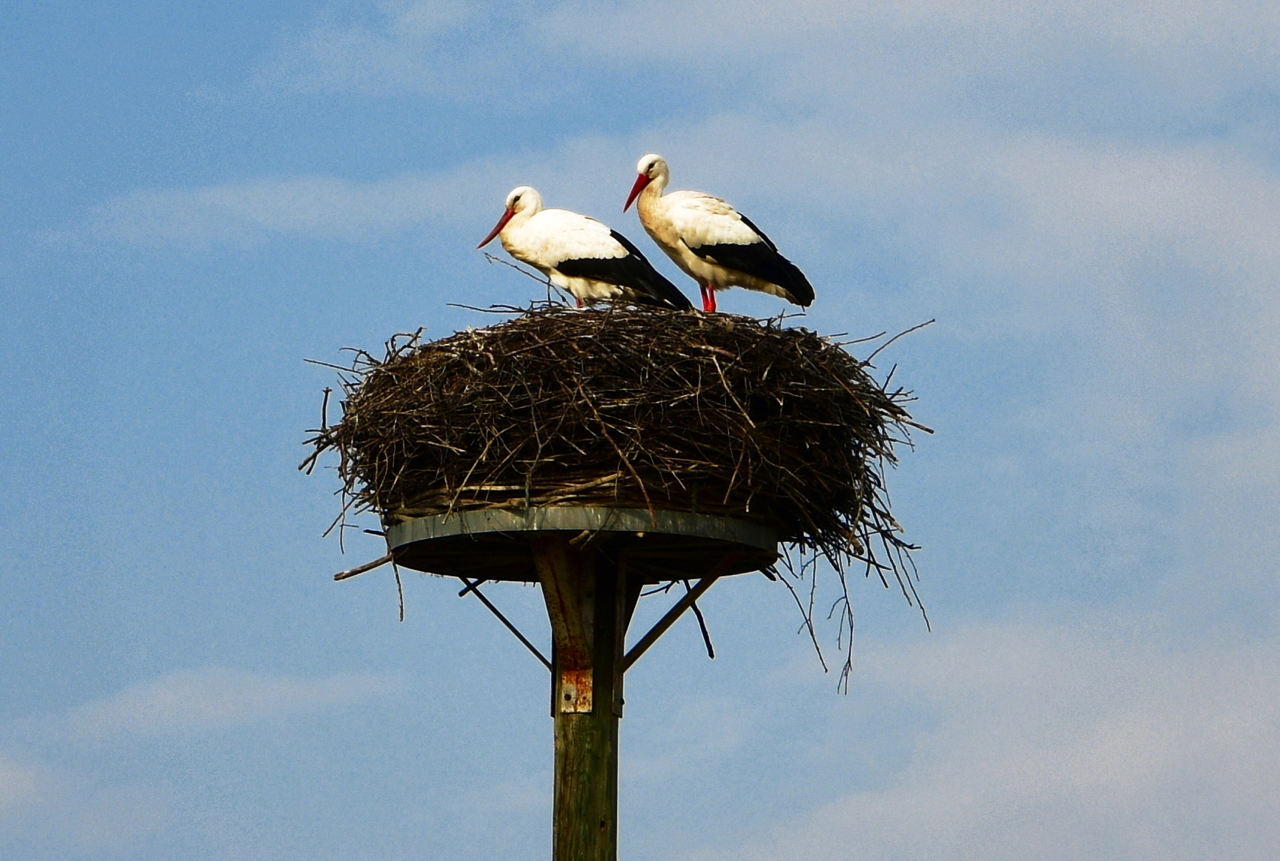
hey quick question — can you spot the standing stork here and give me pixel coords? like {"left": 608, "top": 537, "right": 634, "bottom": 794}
{"left": 624, "top": 154, "right": 815, "bottom": 313}
{"left": 479, "top": 186, "right": 692, "bottom": 311}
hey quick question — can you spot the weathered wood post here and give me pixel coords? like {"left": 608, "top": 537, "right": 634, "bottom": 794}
{"left": 534, "top": 536, "right": 634, "bottom": 861}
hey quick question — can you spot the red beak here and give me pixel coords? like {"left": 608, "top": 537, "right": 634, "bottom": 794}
{"left": 624, "top": 173, "right": 651, "bottom": 212}
{"left": 477, "top": 208, "right": 515, "bottom": 248}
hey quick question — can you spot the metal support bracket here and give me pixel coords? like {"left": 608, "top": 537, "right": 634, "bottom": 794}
{"left": 621, "top": 553, "right": 739, "bottom": 672}
{"left": 457, "top": 577, "right": 552, "bottom": 671}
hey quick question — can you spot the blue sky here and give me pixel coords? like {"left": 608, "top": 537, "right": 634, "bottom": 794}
{"left": 3, "top": 1, "right": 1278, "bottom": 858}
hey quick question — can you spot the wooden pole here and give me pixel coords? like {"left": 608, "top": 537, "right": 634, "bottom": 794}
{"left": 534, "top": 536, "right": 633, "bottom": 861}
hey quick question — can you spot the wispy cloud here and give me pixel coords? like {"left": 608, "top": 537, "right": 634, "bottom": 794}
{"left": 0, "top": 756, "right": 45, "bottom": 813}
{"left": 538, "top": 0, "right": 1280, "bottom": 80}
{"left": 65, "top": 140, "right": 650, "bottom": 250}
{"left": 250, "top": 0, "right": 1280, "bottom": 116}
{"left": 0, "top": 668, "right": 398, "bottom": 851}
{"left": 254, "top": 0, "right": 475, "bottom": 96}
{"left": 67, "top": 162, "right": 512, "bottom": 250}
{"left": 0, "top": 759, "right": 177, "bottom": 852}
{"left": 76, "top": 173, "right": 445, "bottom": 248}
{"left": 62, "top": 667, "right": 396, "bottom": 740}
{"left": 688, "top": 619, "right": 1280, "bottom": 861}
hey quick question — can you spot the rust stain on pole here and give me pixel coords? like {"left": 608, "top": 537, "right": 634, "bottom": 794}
{"left": 557, "top": 667, "right": 593, "bottom": 713}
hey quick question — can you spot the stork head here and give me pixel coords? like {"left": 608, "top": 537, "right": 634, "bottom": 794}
{"left": 625, "top": 153, "right": 668, "bottom": 211}
{"left": 505, "top": 185, "right": 543, "bottom": 214}
{"left": 478, "top": 185, "right": 543, "bottom": 248}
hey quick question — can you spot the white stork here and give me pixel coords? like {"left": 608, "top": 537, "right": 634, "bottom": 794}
{"left": 624, "top": 154, "right": 815, "bottom": 313}
{"left": 479, "top": 186, "right": 693, "bottom": 311}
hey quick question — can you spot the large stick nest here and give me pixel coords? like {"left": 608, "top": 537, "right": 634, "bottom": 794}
{"left": 306, "top": 306, "right": 926, "bottom": 589}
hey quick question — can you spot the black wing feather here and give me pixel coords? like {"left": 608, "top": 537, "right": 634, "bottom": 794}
{"left": 557, "top": 232, "right": 693, "bottom": 310}
{"left": 691, "top": 214, "right": 815, "bottom": 307}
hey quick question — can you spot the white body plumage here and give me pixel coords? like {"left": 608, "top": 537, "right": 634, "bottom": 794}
{"left": 480, "top": 186, "right": 691, "bottom": 310}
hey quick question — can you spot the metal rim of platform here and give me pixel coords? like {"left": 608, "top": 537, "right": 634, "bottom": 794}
{"left": 385, "top": 506, "right": 777, "bottom": 554}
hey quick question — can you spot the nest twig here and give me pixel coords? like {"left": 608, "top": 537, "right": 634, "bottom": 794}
{"left": 304, "top": 304, "right": 929, "bottom": 689}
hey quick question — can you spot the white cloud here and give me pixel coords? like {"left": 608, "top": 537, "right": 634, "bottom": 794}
{"left": 63, "top": 667, "right": 396, "bottom": 739}
{"left": 539, "top": 0, "right": 1280, "bottom": 67}
{"left": 246, "top": 0, "right": 1276, "bottom": 117}
{"left": 0, "top": 758, "right": 177, "bottom": 852}
{"left": 684, "top": 619, "right": 1280, "bottom": 861}
{"left": 68, "top": 140, "right": 655, "bottom": 250}
{"left": 0, "top": 756, "right": 44, "bottom": 813}
{"left": 603, "top": 114, "right": 1280, "bottom": 362}
{"left": 79, "top": 173, "right": 441, "bottom": 246}
{"left": 0, "top": 669, "right": 397, "bottom": 851}
{"left": 626, "top": 695, "right": 755, "bottom": 785}
{"left": 65, "top": 783, "right": 170, "bottom": 850}
{"left": 71, "top": 163, "right": 509, "bottom": 249}
{"left": 255, "top": 0, "right": 474, "bottom": 95}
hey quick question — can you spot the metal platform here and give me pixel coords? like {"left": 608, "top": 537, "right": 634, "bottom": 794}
{"left": 385, "top": 506, "right": 778, "bottom": 584}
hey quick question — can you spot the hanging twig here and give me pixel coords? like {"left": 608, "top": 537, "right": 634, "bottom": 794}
{"left": 683, "top": 579, "right": 715, "bottom": 660}
{"left": 394, "top": 561, "right": 404, "bottom": 622}
{"left": 333, "top": 553, "right": 394, "bottom": 581}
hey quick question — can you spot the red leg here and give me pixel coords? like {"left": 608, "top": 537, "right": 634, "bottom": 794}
{"left": 701, "top": 283, "right": 717, "bottom": 313}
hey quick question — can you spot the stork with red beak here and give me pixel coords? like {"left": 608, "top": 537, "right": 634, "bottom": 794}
{"left": 624, "top": 154, "right": 815, "bottom": 313}
{"left": 479, "top": 186, "right": 692, "bottom": 311}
